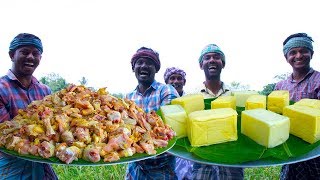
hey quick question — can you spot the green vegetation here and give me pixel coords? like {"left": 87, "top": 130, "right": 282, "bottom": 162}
{"left": 52, "top": 164, "right": 281, "bottom": 179}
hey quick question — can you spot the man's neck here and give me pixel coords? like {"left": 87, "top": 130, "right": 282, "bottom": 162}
{"left": 138, "top": 82, "right": 152, "bottom": 94}
{"left": 292, "top": 67, "right": 311, "bottom": 81}
{"left": 11, "top": 70, "right": 32, "bottom": 88}
{"left": 205, "top": 79, "right": 222, "bottom": 95}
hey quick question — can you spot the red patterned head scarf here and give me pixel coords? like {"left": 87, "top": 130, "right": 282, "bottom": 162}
{"left": 131, "top": 47, "right": 161, "bottom": 72}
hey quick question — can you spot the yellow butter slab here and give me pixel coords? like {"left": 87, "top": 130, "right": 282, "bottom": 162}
{"left": 241, "top": 108, "right": 290, "bottom": 148}
{"left": 283, "top": 105, "right": 320, "bottom": 144}
{"left": 294, "top": 99, "right": 320, "bottom": 110}
{"left": 188, "top": 108, "right": 238, "bottom": 147}
{"left": 160, "top": 105, "right": 188, "bottom": 138}
{"left": 232, "top": 91, "right": 259, "bottom": 107}
{"left": 245, "top": 95, "right": 266, "bottom": 110}
{"left": 171, "top": 94, "right": 204, "bottom": 114}
{"left": 267, "top": 90, "right": 289, "bottom": 114}
{"left": 211, "top": 96, "right": 236, "bottom": 110}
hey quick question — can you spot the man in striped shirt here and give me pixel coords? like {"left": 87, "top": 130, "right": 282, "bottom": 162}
{"left": 125, "top": 47, "right": 179, "bottom": 180}
{"left": 0, "top": 33, "right": 57, "bottom": 179}
{"left": 275, "top": 33, "right": 320, "bottom": 179}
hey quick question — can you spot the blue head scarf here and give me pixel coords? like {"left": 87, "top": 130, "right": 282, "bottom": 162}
{"left": 198, "top": 44, "right": 225, "bottom": 64}
{"left": 9, "top": 33, "right": 43, "bottom": 53}
{"left": 283, "top": 35, "right": 313, "bottom": 56}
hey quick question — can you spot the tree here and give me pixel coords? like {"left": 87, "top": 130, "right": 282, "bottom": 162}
{"left": 259, "top": 73, "right": 290, "bottom": 95}
{"left": 228, "top": 81, "right": 250, "bottom": 91}
{"left": 40, "top": 73, "right": 68, "bottom": 92}
{"left": 79, "top": 77, "right": 88, "bottom": 86}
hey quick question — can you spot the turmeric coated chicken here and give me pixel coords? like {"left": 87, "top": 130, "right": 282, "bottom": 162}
{"left": 0, "top": 84, "right": 175, "bottom": 164}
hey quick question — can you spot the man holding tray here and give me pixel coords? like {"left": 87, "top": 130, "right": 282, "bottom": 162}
{"left": 275, "top": 32, "right": 320, "bottom": 179}
{"left": 194, "top": 44, "right": 244, "bottom": 180}
{"left": 126, "top": 47, "right": 179, "bottom": 179}
{"left": 0, "top": 33, "right": 57, "bottom": 179}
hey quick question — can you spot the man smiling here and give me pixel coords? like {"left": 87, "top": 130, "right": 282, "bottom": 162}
{"left": 126, "top": 47, "right": 179, "bottom": 179}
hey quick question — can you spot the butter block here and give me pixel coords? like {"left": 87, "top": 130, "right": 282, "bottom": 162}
{"left": 245, "top": 95, "right": 266, "bottom": 110}
{"left": 171, "top": 94, "right": 204, "bottom": 114}
{"left": 294, "top": 99, "right": 320, "bottom": 110}
{"left": 283, "top": 105, "right": 320, "bottom": 144}
{"left": 267, "top": 90, "right": 289, "bottom": 114}
{"left": 211, "top": 96, "right": 236, "bottom": 110}
{"left": 160, "top": 105, "right": 188, "bottom": 138}
{"left": 232, "top": 91, "right": 259, "bottom": 107}
{"left": 241, "top": 109, "right": 290, "bottom": 148}
{"left": 188, "top": 108, "right": 238, "bottom": 147}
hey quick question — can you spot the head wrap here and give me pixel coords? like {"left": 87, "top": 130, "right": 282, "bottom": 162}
{"left": 283, "top": 36, "right": 313, "bottom": 56}
{"left": 198, "top": 44, "right": 225, "bottom": 64}
{"left": 9, "top": 33, "right": 43, "bottom": 53}
{"left": 131, "top": 47, "right": 161, "bottom": 72}
{"left": 164, "top": 67, "right": 186, "bottom": 83}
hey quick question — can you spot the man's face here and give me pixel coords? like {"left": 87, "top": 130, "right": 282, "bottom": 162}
{"left": 200, "top": 52, "right": 224, "bottom": 79}
{"left": 167, "top": 74, "right": 185, "bottom": 94}
{"left": 133, "top": 57, "right": 157, "bottom": 84}
{"left": 286, "top": 47, "right": 312, "bottom": 71}
{"left": 10, "top": 46, "right": 42, "bottom": 77}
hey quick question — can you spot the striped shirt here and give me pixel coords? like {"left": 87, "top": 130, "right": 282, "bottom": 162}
{"left": 275, "top": 69, "right": 320, "bottom": 179}
{"left": 125, "top": 80, "right": 179, "bottom": 180}
{"left": 0, "top": 70, "right": 57, "bottom": 180}
{"left": 274, "top": 68, "right": 320, "bottom": 102}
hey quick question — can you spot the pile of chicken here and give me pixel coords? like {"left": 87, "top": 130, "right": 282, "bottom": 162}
{"left": 0, "top": 85, "right": 175, "bottom": 164}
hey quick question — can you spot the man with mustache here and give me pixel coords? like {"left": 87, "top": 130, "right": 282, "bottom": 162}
{"left": 126, "top": 47, "right": 179, "bottom": 179}
{"left": 0, "top": 33, "right": 57, "bottom": 179}
{"left": 194, "top": 44, "right": 244, "bottom": 180}
{"left": 275, "top": 33, "right": 320, "bottom": 179}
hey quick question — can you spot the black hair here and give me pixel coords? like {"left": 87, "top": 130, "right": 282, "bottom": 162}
{"left": 283, "top": 33, "right": 313, "bottom": 45}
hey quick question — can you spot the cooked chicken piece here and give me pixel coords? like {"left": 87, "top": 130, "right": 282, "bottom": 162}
{"left": 103, "top": 152, "right": 120, "bottom": 162}
{"left": 140, "top": 142, "right": 156, "bottom": 155}
{"left": 56, "top": 143, "right": 82, "bottom": 164}
{"left": 74, "top": 127, "right": 91, "bottom": 143}
{"left": 28, "top": 143, "right": 39, "bottom": 156}
{"left": 61, "top": 130, "right": 74, "bottom": 145}
{"left": 118, "top": 147, "right": 135, "bottom": 157}
{"left": 153, "top": 139, "right": 168, "bottom": 148}
{"left": 43, "top": 117, "right": 55, "bottom": 136}
{"left": 83, "top": 145, "right": 101, "bottom": 163}
{"left": 14, "top": 139, "right": 31, "bottom": 155}
{"left": 5, "top": 136, "right": 22, "bottom": 150}
{"left": 107, "top": 111, "right": 121, "bottom": 123}
{"left": 55, "top": 114, "right": 70, "bottom": 133}
{"left": 38, "top": 141, "right": 55, "bottom": 158}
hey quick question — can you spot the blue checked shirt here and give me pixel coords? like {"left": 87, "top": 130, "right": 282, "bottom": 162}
{"left": 125, "top": 80, "right": 179, "bottom": 180}
{"left": 0, "top": 70, "right": 57, "bottom": 180}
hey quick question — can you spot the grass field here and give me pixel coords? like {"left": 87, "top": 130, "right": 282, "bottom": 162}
{"left": 52, "top": 164, "right": 281, "bottom": 180}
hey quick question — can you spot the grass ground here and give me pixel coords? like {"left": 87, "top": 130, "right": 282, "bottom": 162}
{"left": 52, "top": 164, "right": 281, "bottom": 180}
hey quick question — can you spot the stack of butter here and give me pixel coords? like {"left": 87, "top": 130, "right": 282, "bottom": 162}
{"left": 267, "top": 90, "right": 289, "bottom": 114}
{"left": 245, "top": 95, "right": 266, "bottom": 110}
{"left": 232, "top": 91, "right": 259, "bottom": 107}
{"left": 283, "top": 104, "right": 320, "bottom": 144}
{"left": 241, "top": 108, "right": 290, "bottom": 148}
{"left": 211, "top": 96, "right": 236, "bottom": 110}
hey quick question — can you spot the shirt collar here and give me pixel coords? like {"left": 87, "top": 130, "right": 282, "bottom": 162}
{"left": 201, "top": 81, "right": 229, "bottom": 98}
{"left": 134, "top": 80, "right": 158, "bottom": 95}
{"left": 289, "top": 68, "right": 314, "bottom": 83}
{"left": 7, "top": 69, "right": 37, "bottom": 88}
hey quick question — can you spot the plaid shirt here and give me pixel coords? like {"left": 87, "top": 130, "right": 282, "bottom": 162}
{"left": 126, "top": 80, "right": 179, "bottom": 180}
{"left": 275, "top": 69, "right": 320, "bottom": 179}
{"left": 275, "top": 68, "right": 320, "bottom": 102}
{"left": 0, "top": 70, "right": 57, "bottom": 180}
{"left": 191, "top": 81, "right": 244, "bottom": 180}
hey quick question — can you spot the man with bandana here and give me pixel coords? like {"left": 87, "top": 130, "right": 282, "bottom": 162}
{"left": 194, "top": 44, "right": 244, "bottom": 180}
{"left": 0, "top": 33, "right": 57, "bottom": 179}
{"left": 275, "top": 33, "right": 320, "bottom": 179}
{"left": 126, "top": 47, "right": 179, "bottom": 180}
{"left": 164, "top": 67, "right": 187, "bottom": 97}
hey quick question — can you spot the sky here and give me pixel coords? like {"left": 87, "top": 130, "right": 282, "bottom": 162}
{"left": 1, "top": 0, "right": 320, "bottom": 94}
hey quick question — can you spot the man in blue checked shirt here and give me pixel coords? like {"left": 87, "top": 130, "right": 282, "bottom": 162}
{"left": 0, "top": 33, "right": 57, "bottom": 179}
{"left": 125, "top": 47, "right": 179, "bottom": 180}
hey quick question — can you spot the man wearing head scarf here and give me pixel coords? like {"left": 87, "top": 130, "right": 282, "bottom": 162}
{"left": 126, "top": 47, "right": 179, "bottom": 179}
{"left": 193, "top": 44, "right": 244, "bottom": 180}
{"left": 275, "top": 33, "right": 320, "bottom": 179}
{"left": 164, "top": 67, "right": 186, "bottom": 97}
{"left": 0, "top": 33, "right": 57, "bottom": 179}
